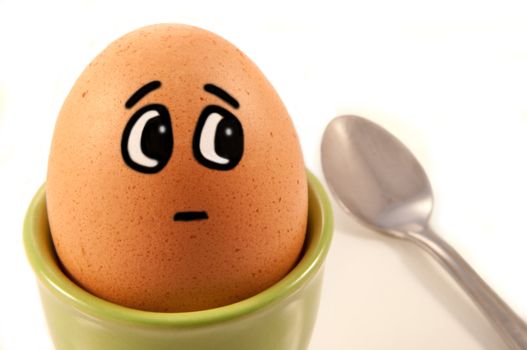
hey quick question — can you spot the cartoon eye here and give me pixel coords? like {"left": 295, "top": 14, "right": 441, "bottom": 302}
{"left": 121, "top": 104, "right": 173, "bottom": 173}
{"left": 193, "top": 105, "right": 244, "bottom": 170}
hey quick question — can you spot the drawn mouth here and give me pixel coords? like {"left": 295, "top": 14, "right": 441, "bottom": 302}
{"left": 173, "top": 211, "right": 208, "bottom": 221}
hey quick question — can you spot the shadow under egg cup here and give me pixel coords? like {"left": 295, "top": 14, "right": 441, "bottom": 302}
{"left": 24, "top": 171, "right": 333, "bottom": 350}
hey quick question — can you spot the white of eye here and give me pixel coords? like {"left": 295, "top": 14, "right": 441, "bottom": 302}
{"left": 199, "top": 112, "right": 229, "bottom": 165}
{"left": 127, "top": 109, "right": 160, "bottom": 168}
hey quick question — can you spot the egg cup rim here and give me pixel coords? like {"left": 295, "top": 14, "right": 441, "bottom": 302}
{"left": 23, "top": 170, "right": 333, "bottom": 328}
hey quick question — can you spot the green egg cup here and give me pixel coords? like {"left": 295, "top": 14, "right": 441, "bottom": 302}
{"left": 24, "top": 171, "right": 333, "bottom": 350}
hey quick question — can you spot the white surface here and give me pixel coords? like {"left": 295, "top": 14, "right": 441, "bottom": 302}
{"left": 1, "top": 1, "right": 526, "bottom": 349}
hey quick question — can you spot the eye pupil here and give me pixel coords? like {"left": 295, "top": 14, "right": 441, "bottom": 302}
{"left": 215, "top": 118, "right": 243, "bottom": 161}
{"left": 141, "top": 118, "right": 172, "bottom": 161}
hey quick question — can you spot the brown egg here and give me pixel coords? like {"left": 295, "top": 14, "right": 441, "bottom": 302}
{"left": 46, "top": 24, "right": 307, "bottom": 312}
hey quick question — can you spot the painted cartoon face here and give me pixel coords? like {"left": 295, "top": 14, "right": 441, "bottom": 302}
{"left": 120, "top": 81, "right": 245, "bottom": 222}
{"left": 46, "top": 24, "right": 307, "bottom": 312}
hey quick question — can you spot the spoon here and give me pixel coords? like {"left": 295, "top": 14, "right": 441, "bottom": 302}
{"left": 321, "top": 115, "right": 527, "bottom": 350}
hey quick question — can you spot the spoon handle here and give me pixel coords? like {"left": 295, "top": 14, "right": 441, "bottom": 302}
{"left": 407, "top": 227, "right": 527, "bottom": 350}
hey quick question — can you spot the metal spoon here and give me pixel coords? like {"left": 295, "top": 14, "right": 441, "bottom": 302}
{"left": 321, "top": 115, "right": 527, "bottom": 350}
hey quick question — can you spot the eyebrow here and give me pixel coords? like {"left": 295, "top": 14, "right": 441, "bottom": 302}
{"left": 125, "top": 81, "right": 161, "bottom": 109}
{"left": 204, "top": 84, "right": 240, "bottom": 109}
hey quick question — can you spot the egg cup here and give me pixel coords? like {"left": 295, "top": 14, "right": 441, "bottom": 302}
{"left": 24, "top": 171, "right": 333, "bottom": 350}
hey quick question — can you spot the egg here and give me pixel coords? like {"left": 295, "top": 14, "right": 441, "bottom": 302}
{"left": 46, "top": 24, "right": 307, "bottom": 312}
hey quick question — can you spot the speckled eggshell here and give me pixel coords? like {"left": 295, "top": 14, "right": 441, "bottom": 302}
{"left": 46, "top": 24, "right": 307, "bottom": 312}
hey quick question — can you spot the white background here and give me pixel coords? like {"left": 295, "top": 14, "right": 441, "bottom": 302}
{"left": 1, "top": 0, "right": 526, "bottom": 349}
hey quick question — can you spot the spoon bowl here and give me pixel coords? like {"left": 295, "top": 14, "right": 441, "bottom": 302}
{"left": 321, "top": 115, "right": 433, "bottom": 235}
